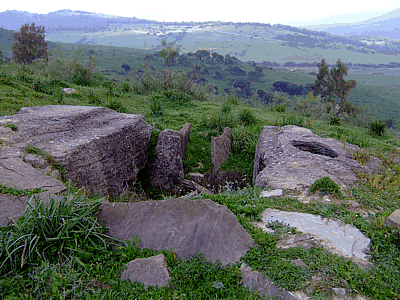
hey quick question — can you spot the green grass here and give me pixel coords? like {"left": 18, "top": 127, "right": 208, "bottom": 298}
{"left": 0, "top": 51, "right": 400, "bottom": 299}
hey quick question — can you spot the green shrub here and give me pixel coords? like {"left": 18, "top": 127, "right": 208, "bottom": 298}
{"left": 122, "top": 81, "right": 131, "bottom": 93}
{"left": 106, "top": 99, "right": 127, "bottom": 113}
{"left": 330, "top": 116, "right": 341, "bottom": 126}
{"left": 87, "top": 91, "right": 101, "bottom": 106}
{"left": 201, "top": 112, "right": 237, "bottom": 132}
{"left": 103, "top": 81, "right": 117, "bottom": 97}
{"left": 347, "top": 133, "right": 370, "bottom": 148}
{"left": 162, "top": 90, "right": 192, "bottom": 107}
{"left": 275, "top": 103, "right": 286, "bottom": 113}
{"left": 149, "top": 95, "right": 164, "bottom": 117}
{"left": 232, "top": 125, "right": 259, "bottom": 155}
{"left": 221, "top": 101, "right": 232, "bottom": 114}
{"left": 0, "top": 192, "right": 119, "bottom": 275}
{"left": 309, "top": 176, "right": 343, "bottom": 198}
{"left": 238, "top": 108, "right": 256, "bottom": 126}
{"left": 281, "top": 114, "right": 304, "bottom": 127}
{"left": 370, "top": 119, "right": 386, "bottom": 136}
{"left": 226, "top": 96, "right": 239, "bottom": 105}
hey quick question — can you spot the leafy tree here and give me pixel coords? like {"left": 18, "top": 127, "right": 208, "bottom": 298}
{"left": 311, "top": 59, "right": 357, "bottom": 115}
{"left": 0, "top": 50, "right": 3, "bottom": 64}
{"left": 160, "top": 39, "right": 179, "bottom": 67}
{"left": 195, "top": 49, "right": 210, "bottom": 64}
{"left": 12, "top": 23, "right": 48, "bottom": 65}
{"left": 121, "top": 63, "right": 131, "bottom": 72}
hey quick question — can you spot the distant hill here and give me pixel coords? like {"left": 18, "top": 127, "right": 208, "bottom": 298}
{"left": 0, "top": 9, "right": 157, "bottom": 33}
{"left": 299, "top": 7, "right": 400, "bottom": 39}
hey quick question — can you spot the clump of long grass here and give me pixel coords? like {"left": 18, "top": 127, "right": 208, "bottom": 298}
{"left": 0, "top": 187, "right": 122, "bottom": 276}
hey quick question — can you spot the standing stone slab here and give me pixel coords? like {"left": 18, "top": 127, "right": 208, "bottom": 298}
{"left": 179, "top": 123, "right": 191, "bottom": 156}
{"left": 145, "top": 129, "right": 184, "bottom": 193}
{"left": 0, "top": 105, "right": 153, "bottom": 196}
{"left": 211, "top": 127, "right": 232, "bottom": 170}
{"left": 97, "top": 198, "right": 256, "bottom": 267}
{"left": 253, "top": 125, "right": 380, "bottom": 191}
{"left": 121, "top": 254, "right": 170, "bottom": 290}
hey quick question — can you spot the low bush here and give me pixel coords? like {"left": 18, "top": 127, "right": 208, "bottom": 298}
{"left": 231, "top": 125, "right": 259, "bottom": 155}
{"left": 201, "top": 112, "right": 237, "bottom": 132}
{"left": 309, "top": 176, "right": 343, "bottom": 198}
{"left": 275, "top": 103, "right": 286, "bottom": 113}
{"left": 149, "top": 94, "right": 165, "bottom": 117}
{"left": 0, "top": 192, "right": 120, "bottom": 276}
{"left": 370, "top": 119, "right": 386, "bottom": 136}
{"left": 238, "top": 108, "right": 257, "bottom": 126}
{"left": 105, "top": 99, "right": 127, "bottom": 113}
{"left": 280, "top": 113, "right": 304, "bottom": 127}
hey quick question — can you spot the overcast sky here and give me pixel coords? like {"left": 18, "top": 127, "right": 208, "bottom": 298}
{"left": 2, "top": 0, "right": 399, "bottom": 25}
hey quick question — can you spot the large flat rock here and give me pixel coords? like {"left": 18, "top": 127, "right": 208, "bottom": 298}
{"left": 0, "top": 105, "right": 153, "bottom": 196}
{"left": 253, "top": 208, "right": 371, "bottom": 264}
{"left": 97, "top": 198, "right": 256, "bottom": 267}
{"left": 253, "top": 125, "right": 380, "bottom": 191}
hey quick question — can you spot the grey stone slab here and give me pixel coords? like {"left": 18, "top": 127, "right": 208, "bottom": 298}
{"left": 257, "top": 208, "right": 371, "bottom": 261}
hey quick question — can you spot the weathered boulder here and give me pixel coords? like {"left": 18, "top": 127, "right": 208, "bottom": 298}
{"left": 144, "top": 129, "right": 184, "bottom": 194}
{"left": 120, "top": 254, "right": 170, "bottom": 290}
{"left": 211, "top": 127, "right": 232, "bottom": 170}
{"left": 0, "top": 105, "right": 153, "bottom": 196}
{"left": 179, "top": 123, "right": 191, "bottom": 155}
{"left": 97, "top": 198, "right": 256, "bottom": 267}
{"left": 253, "top": 125, "right": 380, "bottom": 191}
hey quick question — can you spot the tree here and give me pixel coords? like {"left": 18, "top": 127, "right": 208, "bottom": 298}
{"left": 0, "top": 50, "right": 3, "bottom": 64}
{"left": 312, "top": 59, "right": 357, "bottom": 115}
{"left": 12, "top": 23, "right": 48, "bottom": 65}
{"left": 121, "top": 63, "right": 131, "bottom": 72}
{"left": 159, "top": 39, "right": 179, "bottom": 67}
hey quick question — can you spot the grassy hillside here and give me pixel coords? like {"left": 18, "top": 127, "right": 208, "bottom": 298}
{"left": 3, "top": 23, "right": 400, "bottom": 128}
{"left": 0, "top": 44, "right": 400, "bottom": 299}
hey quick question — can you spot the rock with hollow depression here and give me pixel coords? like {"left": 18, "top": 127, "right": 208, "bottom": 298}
{"left": 253, "top": 125, "right": 380, "bottom": 191}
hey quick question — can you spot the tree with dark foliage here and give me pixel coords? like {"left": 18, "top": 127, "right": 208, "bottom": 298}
{"left": 121, "top": 63, "right": 131, "bottom": 72}
{"left": 12, "top": 23, "right": 48, "bottom": 65}
{"left": 312, "top": 59, "right": 357, "bottom": 115}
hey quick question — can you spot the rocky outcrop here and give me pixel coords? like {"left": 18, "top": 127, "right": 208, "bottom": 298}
{"left": 0, "top": 105, "right": 153, "bottom": 196}
{"left": 120, "top": 254, "right": 170, "bottom": 290}
{"left": 253, "top": 125, "right": 380, "bottom": 191}
{"left": 97, "top": 198, "right": 256, "bottom": 267}
{"left": 211, "top": 127, "right": 232, "bottom": 170}
{"left": 143, "top": 129, "right": 184, "bottom": 194}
